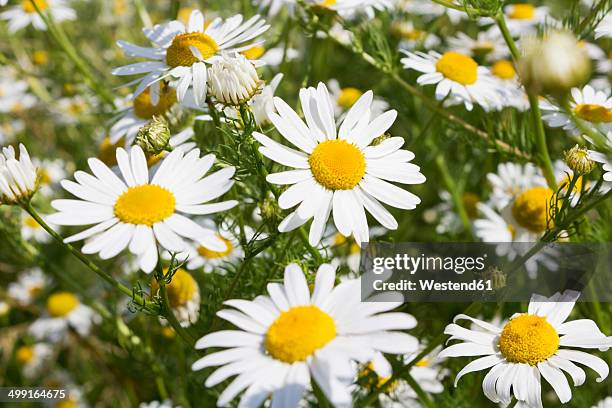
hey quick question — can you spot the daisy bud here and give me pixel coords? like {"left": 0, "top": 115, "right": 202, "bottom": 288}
{"left": 518, "top": 31, "right": 591, "bottom": 96}
{"left": 135, "top": 116, "right": 171, "bottom": 155}
{"left": 564, "top": 144, "right": 595, "bottom": 176}
{"left": 208, "top": 53, "right": 263, "bottom": 106}
{"left": 484, "top": 266, "right": 506, "bottom": 290}
{"left": 0, "top": 144, "right": 38, "bottom": 205}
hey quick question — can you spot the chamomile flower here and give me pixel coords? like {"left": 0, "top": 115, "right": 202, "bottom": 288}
{"left": 139, "top": 401, "right": 174, "bottom": 408}
{"left": 589, "top": 150, "right": 612, "bottom": 182}
{"left": 0, "top": 144, "right": 38, "bottom": 205}
{"left": 0, "top": 75, "right": 37, "bottom": 114}
{"left": 447, "top": 30, "right": 509, "bottom": 62}
{"left": 29, "top": 292, "right": 98, "bottom": 342}
{"left": 481, "top": 4, "right": 550, "bottom": 36}
{"left": 21, "top": 213, "right": 54, "bottom": 243}
{"left": 192, "top": 263, "right": 419, "bottom": 407}
{"left": 152, "top": 268, "right": 200, "bottom": 327}
{"left": 327, "top": 79, "right": 389, "bottom": 119}
{"left": 398, "top": 0, "right": 465, "bottom": 24}
{"left": 54, "top": 96, "right": 93, "bottom": 125}
{"left": 594, "top": 397, "right": 612, "bottom": 408}
{"left": 595, "top": 14, "right": 612, "bottom": 39}
{"left": 541, "top": 85, "right": 612, "bottom": 137}
{"left": 254, "top": 83, "right": 425, "bottom": 246}
{"left": 15, "top": 343, "right": 53, "bottom": 378}
{"left": 0, "top": 0, "right": 76, "bottom": 33}
{"left": 423, "top": 190, "right": 480, "bottom": 235}
{"left": 207, "top": 53, "right": 263, "bottom": 106}
{"left": 35, "top": 158, "right": 69, "bottom": 196}
{"left": 486, "top": 162, "right": 547, "bottom": 211}
{"left": 489, "top": 60, "right": 529, "bottom": 110}
{"left": 392, "top": 20, "right": 440, "bottom": 50}
{"left": 439, "top": 290, "right": 612, "bottom": 408}
{"left": 8, "top": 268, "right": 49, "bottom": 306}
{"left": 113, "top": 10, "right": 269, "bottom": 106}
{"left": 401, "top": 51, "right": 502, "bottom": 111}
{"left": 251, "top": 73, "right": 283, "bottom": 127}
{"left": 47, "top": 146, "right": 238, "bottom": 273}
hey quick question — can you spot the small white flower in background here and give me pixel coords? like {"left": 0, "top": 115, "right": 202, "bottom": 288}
{"left": 593, "top": 397, "right": 612, "bottom": 408}
{"left": 393, "top": 20, "right": 440, "bottom": 51}
{"left": 192, "top": 263, "right": 419, "bottom": 407}
{"left": 250, "top": 73, "right": 283, "bottom": 127}
{"left": 14, "top": 343, "right": 53, "bottom": 378}
{"left": 439, "top": 290, "right": 612, "bottom": 408}
{"left": 589, "top": 150, "right": 612, "bottom": 182}
{"left": 54, "top": 96, "right": 94, "bottom": 125}
{"left": 447, "top": 29, "right": 509, "bottom": 62}
{"left": 254, "top": 83, "right": 425, "bottom": 246}
{"left": 8, "top": 268, "right": 49, "bottom": 305}
{"left": 423, "top": 190, "right": 480, "bottom": 235}
{"left": 47, "top": 146, "right": 237, "bottom": 273}
{"left": 21, "top": 212, "right": 54, "bottom": 243}
{"left": 540, "top": 85, "right": 612, "bottom": 137}
{"left": 139, "top": 400, "right": 175, "bottom": 408}
{"left": 0, "top": 0, "right": 76, "bottom": 32}
{"left": 486, "top": 162, "right": 547, "bottom": 211}
{"left": 208, "top": 53, "right": 263, "bottom": 106}
{"left": 519, "top": 31, "right": 591, "bottom": 96}
{"left": 0, "top": 74, "right": 37, "bottom": 114}
{"left": 34, "top": 158, "right": 69, "bottom": 197}
{"left": 327, "top": 79, "right": 389, "bottom": 119}
{"left": 480, "top": 4, "right": 550, "bottom": 36}
{"left": 401, "top": 51, "right": 503, "bottom": 111}
{"left": 151, "top": 268, "right": 200, "bottom": 327}
{"left": 29, "top": 292, "right": 99, "bottom": 342}
{"left": 0, "top": 144, "right": 38, "bottom": 205}
{"left": 113, "top": 9, "right": 269, "bottom": 106}
{"left": 488, "top": 60, "right": 529, "bottom": 111}
{"left": 397, "top": 0, "right": 465, "bottom": 24}
{"left": 595, "top": 14, "right": 612, "bottom": 39}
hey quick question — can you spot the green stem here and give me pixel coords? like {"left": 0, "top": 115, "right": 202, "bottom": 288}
{"left": 495, "top": 12, "right": 556, "bottom": 189}
{"left": 23, "top": 203, "right": 157, "bottom": 314}
{"left": 299, "top": 227, "right": 324, "bottom": 263}
{"left": 435, "top": 155, "right": 475, "bottom": 240}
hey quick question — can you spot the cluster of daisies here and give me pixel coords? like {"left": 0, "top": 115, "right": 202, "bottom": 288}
{"left": 0, "top": 0, "right": 611, "bottom": 407}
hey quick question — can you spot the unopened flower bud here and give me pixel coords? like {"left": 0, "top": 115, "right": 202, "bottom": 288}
{"left": 484, "top": 266, "right": 506, "bottom": 290}
{"left": 564, "top": 144, "right": 595, "bottom": 176}
{"left": 518, "top": 31, "right": 591, "bottom": 96}
{"left": 208, "top": 53, "right": 263, "bottom": 106}
{"left": 0, "top": 144, "right": 38, "bottom": 205}
{"left": 135, "top": 116, "right": 171, "bottom": 155}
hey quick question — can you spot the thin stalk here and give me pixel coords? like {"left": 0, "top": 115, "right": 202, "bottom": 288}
{"left": 435, "top": 155, "right": 475, "bottom": 240}
{"left": 24, "top": 203, "right": 157, "bottom": 314}
{"left": 495, "top": 12, "right": 556, "bottom": 189}
{"left": 133, "top": 0, "right": 153, "bottom": 28}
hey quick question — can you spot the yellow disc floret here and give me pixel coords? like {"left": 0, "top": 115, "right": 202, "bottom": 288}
{"left": 309, "top": 140, "right": 366, "bottom": 190}
{"left": 498, "top": 314, "right": 559, "bottom": 365}
{"left": 511, "top": 187, "right": 554, "bottom": 233}
{"left": 197, "top": 236, "right": 232, "bottom": 259}
{"left": 321, "top": 0, "right": 337, "bottom": 7}
{"left": 47, "top": 292, "right": 79, "bottom": 317}
{"left": 166, "top": 32, "right": 219, "bottom": 67}
{"left": 241, "top": 45, "right": 266, "bottom": 60}
{"left": 509, "top": 4, "right": 535, "bottom": 20}
{"left": 22, "top": 0, "right": 47, "bottom": 13}
{"left": 114, "top": 185, "right": 176, "bottom": 226}
{"left": 574, "top": 104, "right": 612, "bottom": 124}
{"left": 151, "top": 268, "right": 198, "bottom": 307}
{"left": 16, "top": 346, "right": 35, "bottom": 364}
{"left": 435, "top": 52, "right": 478, "bottom": 85}
{"left": 491, "top": 60, "right": 516, "bottom": 80}
{"left": 265, "top": 305, "right": 336, "bottom": 363}
{"left": 133, "top": 84, "right": 177, "bottom": 119}
{"left": 337, "top": 88, "right": 363, "bottom": 109}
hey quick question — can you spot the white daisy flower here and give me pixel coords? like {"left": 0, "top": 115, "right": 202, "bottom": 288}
{"left": 139, "top": 401, "right": 174, "bottom": 408}
{"left": 152, "top": 267, "right": 200, "bottom": 327}
{"left": 29, "top": 292, "right": 98, "bottom": 342}
{"left": 35, "top": 158, "right": 69, "bottom": 196}
{"left": 589, "top": 150, "right": 612, "bottom": 182}
{"left": 0, "top": 144, "right": 38, "bottom": 205}
{"left": 488, "top": 60, "right": 529, "bottom": 111}
{"left": 253, "top": 83, "right": 425, "bottom": 246}
{"left": 595, "top": 14, "right": 612, "bottom": 39}
{"left": 401, "top": 51, "right": 502, "bottom": 111}
{"left": 486, "top": 162, "right": 547, "bottom": 211}
{"left": 0, "top": 76, "right": 37, "bottom": 114}
{"left": 397, "top": 0, "right": 466, "bottom": 24}
{"left": 8, "top": 268, "right": 49, "bottom": 306}
{"left": 192, "top": 262, "right": 419, "bottom": 407}
{"left": 15, "top": 343, "right": 53, "bottom": 378}
{"left": 481, "top": 4, "right": 550, "bottom": 36}
{"left": 21, "top": 213, "right": 54, "bottom": 243}
{"left": 439, "top": 290, "right": 612, "bottom": 407}
{"left": 54, "top": 96, "right": 93, "bottom": 125}
{"left": 207, "top": 53, "right": 263, "bottom": 106}
{"left": 0, "top": 0, "right": 76, "bottom": 32}
{"left": 251, "top": 73, "right": 283, "bottom": 127}
{"left": 593, "top": 397, "right": 612, "bottom": 408}
{"left": 447, "top": 29, "right": 509, "bottom": 62}
{"left": 393, "top": 20, "right": 440, "bottom": 50}
{"left": 112, "top": 10, "right": 269, "bottom": 106}
{"left": 327, "top": 79, "right": 389, "bottom": 119}
{"left": 423, "top": 190, "right": 480, "bottom": 235}
{"left": 0, "top": 119, "right": 25, "bottom": 145}
{"left": 541, "top": 85, "right": 612, "bottom": 137}
{"left": 47, "top": 145, "right": 238, "bottom": 273}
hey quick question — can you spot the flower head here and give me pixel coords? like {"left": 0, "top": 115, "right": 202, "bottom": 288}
{"left": 208, "top": 53, "right": 263, "bottom": 106}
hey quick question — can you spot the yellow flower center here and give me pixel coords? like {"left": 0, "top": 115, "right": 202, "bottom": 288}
{"left": 435, "top": 52, "right": 478, "bottom": 85}
{"left": 166, "top": 32, "right": 219, "bottom": 67}
{"left": 151, "top": 268, "right": 198, "bottom": 307}
{"left": 265, "top": 305, "right": 336, "bottom": 363}
{"left": 498, "top": 314, "right": 559, "bottom": 365}
{"left": 197, "top": 236, "right": 233, "bottom": 259}
{"left": 509, "top": 4, "right": 535, "bottom": 20}
{"left": 360, "top": 362, "right": 400, "bottom": 392}
{"left": 22, "top": 0, "right": 47, "bottom": 13}
{"left": 308, "top": 140, "right": 366, "bottom": 190}
{"left": 321, "top": 0, "right": 337, "bottom": 7}
{"left": 491, "top": 60, "right": 516, "bottom": 80}
{"left": 16, "top": 346, "right": 35, "bottom": 364}
{"left": 337, "top": 87, "right": 363, "bottom": 109}
{"left": 511, "top": 187, "right": 554, "bottom": 233}
{"left": 24, "top": 215, "right": 41, "bottom": 229}
{"left": 98, "top": 137, "right": 123, "bottom": 167}
{"left": 56, "top": 399, "right": 77, "bottom": 408}
{"left": 47, "top": 292, "right": 79, "bottom": 317}
{"left": 29, "top": 285, "right": 43, "bottom": 297}
{"left": 472, "top": 42, "right": 495, "bottom": 56}
{"left": 32, "top": 50, "right": 49, "bottom": 65}
{"left": 133, "top": 84, "right": 177, "bottom": 119}
{"left": 114, "top": 185, "right": 176, "bottom": 226}
{"left": 241, "top": 45, "right": 266, "bottom": 60}
{"left": 415, "top": 358, "right": 430, "bottom": 367}
{"left": 574, "top": 104, "right": 612, "bottom": 124}
{"left": 462, "top": 192, "right": 480, "bottom": 219}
